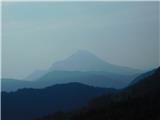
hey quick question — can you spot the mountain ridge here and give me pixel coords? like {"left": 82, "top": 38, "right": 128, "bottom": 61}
{"left": 1, "top": 82, "right": 116, "bottom": 120}
{"left": 2, "top": 70, "right": 138, "bottom": 91}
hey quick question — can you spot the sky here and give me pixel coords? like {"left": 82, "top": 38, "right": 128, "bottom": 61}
{"left": 2, "top": 2, "right": 159, "bottom": 79}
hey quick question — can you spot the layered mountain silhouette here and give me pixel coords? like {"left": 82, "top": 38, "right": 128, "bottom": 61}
{"left": 34, "top": 71, "right": 138, "bottom": 89}
{"left": 1, "top": 83, "right": 116, "bottom": 120}
{"left": 2, "top": 49, "right": 159, "bottom": 120}
{"left": 2, "top": 71, "right": 138, "bottom": 91}
{"left": 2, "top": 50, "right": 141, "bottom": 91}
{"left": 36, "top": 67, "right": 160, "bottom": 120}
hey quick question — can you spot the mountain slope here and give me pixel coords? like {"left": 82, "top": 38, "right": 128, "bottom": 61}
{"left": 37, "top": 67, "right": 160, "bottom": 120}
{"left": 130, "top": 68, "right": 155, "bottom": 85}
{"left": 1, "top": 82, "right": 116, "bottom": 120}
{"left": 24, "top": 70, "right": 47, "bottom": 81}
{"left": 71, "top": 67, "right": 160, "bottom": 120}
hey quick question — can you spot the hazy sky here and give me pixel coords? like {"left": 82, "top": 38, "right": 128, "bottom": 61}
{"left": 2, "top": 2, "right": 159, "bottom": 79}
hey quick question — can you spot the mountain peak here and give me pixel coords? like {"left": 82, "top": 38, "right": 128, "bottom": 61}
{"left": 50, "top": 50, "right": 141, "bottom": 75}
{"left": 67, "top": 50, "right": 100, "bottom": 62}
{"left": 50, "top": 50, "right": 107, "bottom": 72}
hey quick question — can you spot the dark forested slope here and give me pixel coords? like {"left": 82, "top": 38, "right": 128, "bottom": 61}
{"left": 37, "top": 67, "right": 160, "bottom": 120}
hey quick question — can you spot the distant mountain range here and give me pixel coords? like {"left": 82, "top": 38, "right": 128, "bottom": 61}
{"left": 1, "top": 83, "right": 116, "bottom": 120}
{"left": 2, "top": 71, "right": 138, "bottom": 91}
{"left": 36, "top": 67, "right": 160, "bottom": 120}
{"left": 2, "top": 50, "right": 141, "bottom": 91}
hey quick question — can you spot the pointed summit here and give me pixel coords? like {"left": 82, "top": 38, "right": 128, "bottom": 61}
{"left": 66, "top": 50, "right": 104, "bottom": 64}
{"left": 50, "top": 50, "right": 108, "bottom": 72}
{"left": 50, "top": 50, "right": 140, "bottom": 75}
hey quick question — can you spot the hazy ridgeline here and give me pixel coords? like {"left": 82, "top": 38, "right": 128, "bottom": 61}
{"left": 2, "top": 2, "right": 159, "bottom": 120}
